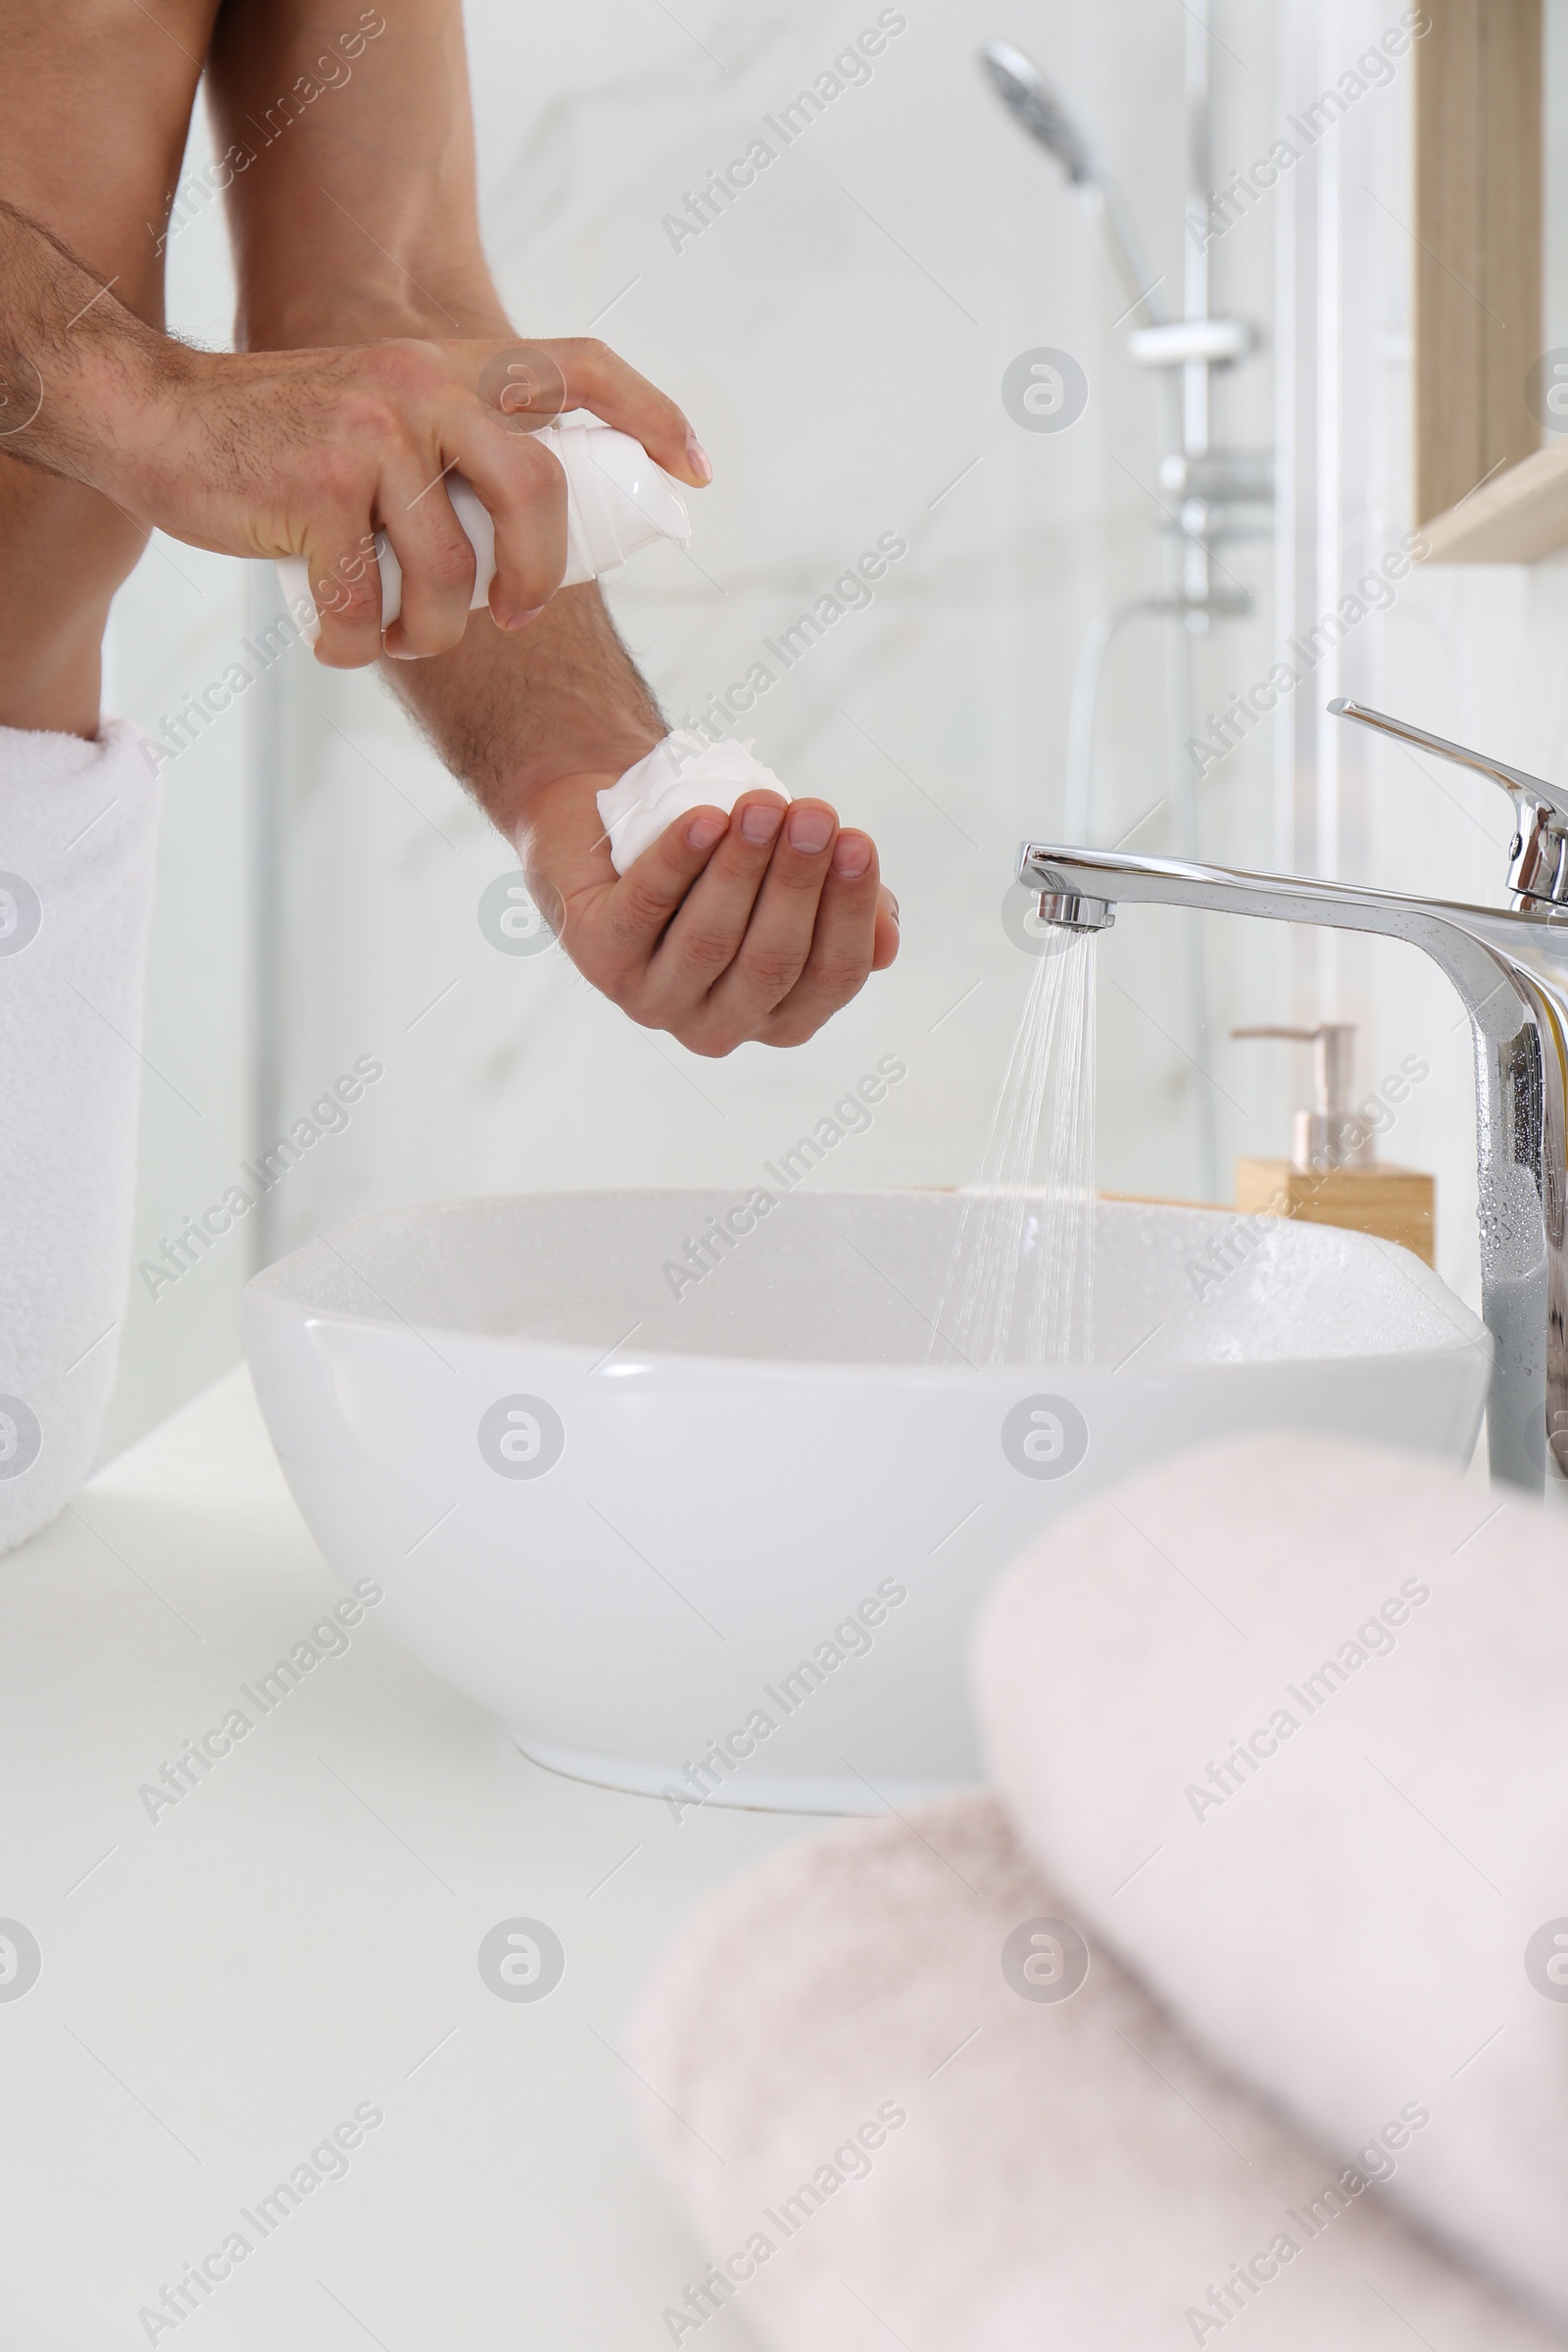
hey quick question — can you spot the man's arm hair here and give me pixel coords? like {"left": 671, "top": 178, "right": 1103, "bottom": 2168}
{"left": 390, "top": 584, "right": 669, "bottom": 842}
{"left": 0, "top": 196, "right": 185, "bottom": 492}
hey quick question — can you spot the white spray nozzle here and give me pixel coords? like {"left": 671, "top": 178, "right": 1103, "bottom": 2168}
{"left": 275, "top": 418, "right": 692, "bottom": 647}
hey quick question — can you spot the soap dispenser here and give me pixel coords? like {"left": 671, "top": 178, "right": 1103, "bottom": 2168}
{"left": 1231, "top": 1022, "right": 1436, "bottom": 1265}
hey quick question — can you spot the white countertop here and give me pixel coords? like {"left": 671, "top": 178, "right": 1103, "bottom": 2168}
{"left": 1, "top": 1366, "right": 805, "bottom": 2349}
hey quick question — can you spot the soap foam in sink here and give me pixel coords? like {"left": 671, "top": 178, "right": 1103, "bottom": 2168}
{"left": 596, "top": 733, "right": 791, "bottom": 872}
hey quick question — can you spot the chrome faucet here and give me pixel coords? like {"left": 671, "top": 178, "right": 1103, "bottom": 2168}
{"left": 1020, "top": 698, "right": 1568, "bottom": 1491}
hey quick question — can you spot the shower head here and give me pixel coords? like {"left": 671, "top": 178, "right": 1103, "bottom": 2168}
{"left": 980, "top": 39, "right": 1168, "bottom": 330}
{"left": 980, "top": 41, "right": 1096, "bottom": 182}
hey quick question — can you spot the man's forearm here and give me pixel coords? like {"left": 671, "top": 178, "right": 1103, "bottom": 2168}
{"left": 386, "top": 589, "right": 667, "bottom": 837}
{"left": 0, "top": 196, "right": 185, "bottom": 495}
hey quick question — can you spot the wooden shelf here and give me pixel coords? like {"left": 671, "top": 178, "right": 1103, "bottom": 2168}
{"left": 1421, "top": 441, "right": 1568, "bottom": 564}
{"left": 1412, "top": 1, "right": 1548, "bottom": 564}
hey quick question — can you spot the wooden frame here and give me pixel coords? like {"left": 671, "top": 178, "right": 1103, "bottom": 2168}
{"left": 1414, "top": 0, "right": 1550, "bottom": 562}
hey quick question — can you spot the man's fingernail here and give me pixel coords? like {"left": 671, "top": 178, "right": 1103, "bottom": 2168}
{"left": 686, "top": 434, "right": 713, "bottom": 484}
{"left": 740, "top": 801, "right": 784, "bottom": 845}
{"left": 787, "top": 808, "right": 833, "bottom": 855}
{"left": 686, "top": 810, "right": 728, "bottom": 851}
{"left": 831, "top": 833, "right": 872, "bottom": 879}
{"left": 502, "top": 607, "right": 545, "bottom": 631}
{"left": 889, "top": 894, "right": 901, "bottom": 924}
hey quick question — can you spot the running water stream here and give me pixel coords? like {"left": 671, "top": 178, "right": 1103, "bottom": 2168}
{"left": 931, "top": 933, "right": 1099, "bottom": 1367}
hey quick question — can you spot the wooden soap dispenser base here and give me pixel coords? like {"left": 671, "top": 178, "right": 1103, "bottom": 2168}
{"left": 1232, "top": 1021, "right": 1436, "bottom": 1267}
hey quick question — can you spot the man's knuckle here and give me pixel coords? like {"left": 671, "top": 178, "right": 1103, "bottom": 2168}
{"left": 368, "top": 338, "right": 444, "bottom": 394}
{"left": 312, "top": 440, "right": 377, "bottom": 512}
{"left": 335, "top": 385, "right": 404, "bottom": 450}
{"left": 327, "top": 578, "right": 381, "bottom": 625}
{"left": 503, "top": 437, "right": 564, "bottom": 500}
{"left": 421, "top": 534, "right": 477, "bottom": 594}
{"left": 679, "top": 924, "right": 738, "bottom": 977}
{"left": 604, "top": 909, "right": 643, "bottom": 956}
{"left": 741, "top": 946, "right": 807, "bottom": 1000}
{"left": 685, "top": 1026, "right": 738, "bottom": 1059}
{"left": 775, "top": 860, "right": 833, "bottom": 903}
{"left": 812, "top": 951, "right": 870, "bottom": 998}
{"left": 607, "top": 884, "right": 667, "bottom": 945}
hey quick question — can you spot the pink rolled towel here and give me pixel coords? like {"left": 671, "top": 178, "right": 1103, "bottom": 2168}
{"left": 974, "top": 1431, "right": 1568, "bottom": 2329}
{"left": 628, "top": 1791, "right": 1562, "bottom": 2349}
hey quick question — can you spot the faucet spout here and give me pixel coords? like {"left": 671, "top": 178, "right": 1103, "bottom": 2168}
{"left": 1017, "top": 838, "right": 1568, "bottom": 1490}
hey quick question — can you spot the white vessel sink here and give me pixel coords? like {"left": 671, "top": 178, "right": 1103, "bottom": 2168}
{"left": 242, "top": 1192, "right": 1490, "bottom": 1813}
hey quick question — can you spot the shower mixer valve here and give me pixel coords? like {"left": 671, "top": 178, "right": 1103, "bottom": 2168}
{"left": 1019, "top": 698, "right": 1568, "bottom": 1492}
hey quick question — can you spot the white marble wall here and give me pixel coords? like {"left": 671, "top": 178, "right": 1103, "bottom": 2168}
{"left": 103, "top": 0, "right": 1543, "bottom": 1454}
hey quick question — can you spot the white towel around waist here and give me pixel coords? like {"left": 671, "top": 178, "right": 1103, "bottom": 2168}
{"left": 0, "top": 718, "right": 161, "bottom": 1550}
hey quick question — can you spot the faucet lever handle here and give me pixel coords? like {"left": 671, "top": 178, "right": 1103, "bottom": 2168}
{"left": 1330, "top": 698, "right": 1568, "bottom": 905}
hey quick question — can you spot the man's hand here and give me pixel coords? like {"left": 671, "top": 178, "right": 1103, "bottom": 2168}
{"left": 78, "top": 318, "right": 702, "bottom": 668}
{"left": 519, "top": 775, "right": 900, "bottom": 1053}
{"left": 128, "top": 334, "right": 710, "bottom": 669}
{"left": 0, "top": 194, "right": 707, "bottom": 667}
